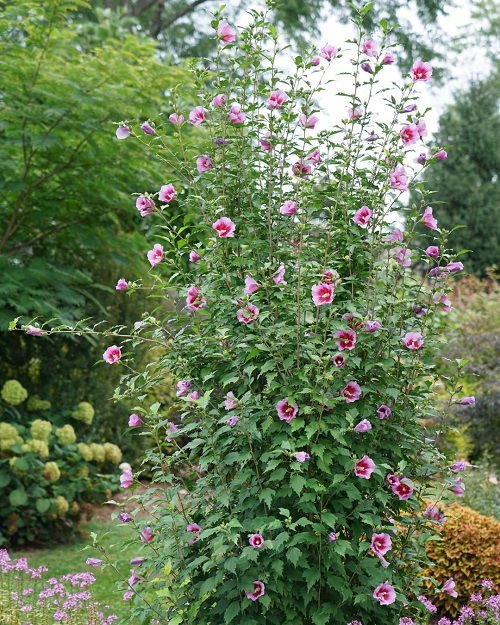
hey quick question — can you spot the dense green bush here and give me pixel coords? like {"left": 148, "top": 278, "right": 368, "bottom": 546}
{"left": 0, "top": 379, "right": 122, "bottom": 546}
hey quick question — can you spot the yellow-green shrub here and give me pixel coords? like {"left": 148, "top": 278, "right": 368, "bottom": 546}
{"left": 425, "top": 503, "right": 500, "bottom": 615}
{"left": 30, "top": 419, "right": 52, "bottom": 441}
{"left": 1, "top": 380, "right": 27, "bottom": 406}
{"left": 55, "top": 424, "right": 76, "bottom": 445}
{"left": 71, "top": 401, "right": 94, "bottom": 425}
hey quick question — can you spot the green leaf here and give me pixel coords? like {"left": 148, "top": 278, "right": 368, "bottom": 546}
{"left": 9, "top": 489, "right": 28, "bottom": 506}
{"left": 290, "top": 474, "right": 306, "bottom": 495}
{"left": 286, "top": 546, "right": 302, "bottom": 566}
{"left": 36, "top": 498, "right": 50, "bottom": 513}
{"left": 224, "top": 601, "right": 240, "bottom": 623}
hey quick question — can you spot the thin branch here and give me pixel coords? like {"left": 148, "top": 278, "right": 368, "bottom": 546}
{"left": 152, "top": 0, "right": 212, "bottom": 38}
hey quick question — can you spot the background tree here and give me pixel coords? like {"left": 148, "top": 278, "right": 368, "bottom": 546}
{"left": 87, "top": 0, "right": 450, "bottom": 71}
{"left": 420, "top": 70, "right": 500, "bottom": 277}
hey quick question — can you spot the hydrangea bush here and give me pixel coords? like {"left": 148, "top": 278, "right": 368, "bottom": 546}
{"left": 0, "top": 380, "right": 122, "bottom": 546}
{"left": 21, "top": 3, "right": 477, "bottom": 624}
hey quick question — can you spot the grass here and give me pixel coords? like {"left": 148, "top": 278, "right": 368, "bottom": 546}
{"left": 11, "top": 520, "right": 138, "bottom": 622}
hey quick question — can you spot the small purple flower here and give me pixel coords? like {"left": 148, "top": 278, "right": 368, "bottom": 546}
{"left": 360, "top": 62, "right": 373, "bottom": 73}
{"left": 447, "top": 261, "right": 464, "bottom": 273}
{"left": 140, "top": 121, "right": 155, "bottom": 135}
{"left": 366, "top": 320, "right": 381, "bottom": 333}
{"left": 226, "top": 415, "right": 239, "bottom": 426}
{"left": 130, "top": 557, "right": 145, "bottom": 566}
{"left": 332, "top": 353, "right": 345, "bottom": 367}
{"left": 403, "top": 103, "right": 418, "bottom": 112}
{"left": 415, "top": 152, "right": 427, "bottom": 165}
{"left": 377, "top": 405, "right": 391, "bottom": 419}
{"left": 354, "top": 419, "right": 372, "bottom": 433}
{"left": 451, "top": 460, "right": 467, "bottom": 472}
{"left": 213, "top": 137, "right": 230, "bottom": 145}
{"left": 116, "top": 125, "right": 130, "bottom": 140}
{"left": 119, "top": 512, "right": 133, "bottom": 523}
{"left": 459, "top": 396, "right": 475, "bottom": 406}
{"left": 366, "top": 133, "right": 379, "bottom": 141}
{"left": 294, "top": 451, "right": 310, "bottom": 463}
{"left": 328, "top": 532, "right": 337, "bottom": 542}
{"left": 85, "top": 558, "right": 103, "bottom": 567}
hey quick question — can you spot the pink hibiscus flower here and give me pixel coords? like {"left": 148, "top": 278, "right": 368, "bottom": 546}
{"left": 276, "top": 399, "right": 298, "bottom": 423}
{"left": 371, "top": 533, "right": 392, "bottom": 557}
{"left": 116, "top": 278, "right": 128, "bottom": 291}
{"left": 136, "top": 195, "right": 155, "bottom": 216}
{"left": 312, "top": 282, "right": 335, "bottom": 306}
{"left": 273, "top": 264, "right": 287, "bottom": 286}
{"left": 248, "top": 533, "right": 264, "bottom": 548}
{"left": 320, "top": 44, "right": 338, "bottom": 61}
{"left": 212, "top": 216, "right": 236, "bottom": 237}
{"left": 334, "top": 329, "right": 357, "bottom": 351}
{"left": 224, "top": 392, "right": 238, "bottom": 410}
{"left": 228, "top": 104, "right": 246, "bottom": 124}
{"left": 237, "top": 303, "right": 259, "bottom": 324}
{"left": 411, "top": 60, "right": 432, "bottom": 82}
{"left": 354, "top": 419, "right": 372, "bottom": 433}
{"left": 341, "top": 381, "right": 362, "bottom": 403}
{"left": 158, "top": 183, "right": 176, "bottom": 203}
{"left": 189, "top": 106, "right": 206, "bottom": 127}
{"left": 392, "top": 479, "right": 414, "bottom": 500}
{"left": 363, "top": 38, "right": 378, "bottom": 57}
{"left": 185, "top": 285, "right": 206, "bottom": 311}
{"left": 245, "top": 581, "right": 265, "bottom": 601}
{"left": 422, "top": 206, "right": 438, "bottom": 229}
{"left": 217, "top": 22, "right": 236, "bottom": 45}
{"left": 354, "top": 455, "right": 376, "bottom": 479}
{"left": 244, "top": 275, "right": 259, "bottom": 294}
{"left": 402, "top": 332, "right": 423, "bottom": 350}
{"left": 280, "top": 200, "right": 298, "bottom": 215}
{"left": 400, "top": 124, "right": 420, "bottom": 146}
{"left": 353, "top": 205, "right": 372, "bottom": 227}
{"left": 390, "top": 166, "right": 409, "bottom": 191}
{"left": 373, "top": 582, "right": 396, "bottom": 605}
{"left": 103, "top": 345, "right": 122, "bottom": 364}
{"left": 212, "top": 94, "right": 227, "bottom": 107}
{"left": 266, "top": 90, "right": 288, "bottom": 109}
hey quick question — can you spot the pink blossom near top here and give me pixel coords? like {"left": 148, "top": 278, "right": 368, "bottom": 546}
{"left": 224, "top": 391, "right": 238, "bottom": 410}
{"left": 212, "top": 216, "right": 236, "bottom": 238}
{"left": 147, "top": 243, "right": 164, "bottom": 267}
{"left": 140, "top": 527, "right": 154, "bottom": 543}
{"left": 384, "top": 228, "right": 404, "bottom": 244}
{"left": 459, "top": 396, "right": 475, "bottom": 406}
{"left": 354, "top": 419, "right": 372, "bottom": 433}
{"left": 292, "top": 160, "right": 312, "bottom": 176}
{"left": 186, "top": 523, "right": 202, "bottom": 544}
{"left": 136, "top": 195, "right": 156, "bottom": 216}
{"left": 128, "top": 413, "right": 142, "bottom": 427}
{"left": 140, "top": 121, "right": 155, "bottom": 135}
{"left": 158, "top": 183, "right": 177, "bottom": 203}
{"left": 212, "top": 93, "right": 227, "bottom": 107}
{"left": 244, "top": 275, "right": 259, "bottom": 294}
{"left": 273, "top": 264, "right": 287, "bottom": 286}
{"left": 189, "top": 250, "right": 201, "bottom": 262}
{"left": 294, "top": 451, "right": 310, "bottom": 463}
{"left": 443, "top": 578, "right": 458, "bottom": 598}
{"left": 434, "top": 292, "right": 452, "bottom": 312}
{"left": 334, "top": 329, "right": 357, "bottom": 351}
{"left": 377, "top": 404, "right": 391, "bottom": 419}
{"left": 266, "top": 90, "right": 289, "bottom": 109}
{"left": 196, "top": 155, "right": 212, "bottom": 173}
{"left": 371, "top": 533, "right": 392, "bottom": 557}
{"left": 332, "top": 353, "right": 345, "bottom": 367}
{"left": 354, "top": 455, "right": 376, "bottom": 479}
{"left": 386, "top": 474, "right": 400, "bottom": 486}
{"left": 390, "top": 166, "right": 409, "bottom": 191}
{"left": 450, "top": 477, "right": 465, "bottom": 496}
{"left": 414, "top": 118, "right": 427, "bottom": 137}
{"left": 392, "top": 479, "right": 414, "bottom": 500}
{"left": 245, "top": 581, "right": 265, "bottom": 601}
{"left": 116, "top": 278, "right": 128, "bottom": 291}
{"left": 422, "top": 206, "right": 438, "bottom": 229}
{"left": 341, "top": 381, "right": 362, "bottom": 404}
{"left": 299, "top": 114, "right": 319, "bottom": 129}
{"left": 451, "top": 460, "right": 467, "bottom": 471}
{"left": 280, "top": 200, "right": 298, "bottom": 215}
{"left": 86, "top": 558, "right": 103, "bottom": 567}
{"left": 328, "top": 531, "right": 338, "bottom": 542}
{"left": 237, "top": 303, "right": 259, "bottom": 324}
{"left": 189, "top": 106, "right": 206, "bottom": 126}
{"left": 348, "top": 106, "right": 363, "bottom": 120}
{"left": 228, "top": 104, "right": 246, "bottom": 124}
{"left": 176, "top": 380, "right": 192, "bottom": 397}
{"left": 276, "top": 398, "right": 298, "bottom": 423}
{"left": 446, "top": 261, "right": 463, "bottom": 273}
{"left": 353, "top": 205, "right": 372, "bottom": 227}
{"left": 185, "top": 285, "right": 206, "bottom": 311}
{"left": 402, "top": 332, "right": 423, "bottom": 350}
{"left": 400, "top": 124, "right": 420, "bottom": 146}
{"left": 362, "top": 38, "right": 378, "bottom": 57}
{"left": 248, "top": 533, "right": 265, "bottom": 548}
{"left": 217, "top": 21, "right": 236, "bottom": 45}
{"left": 373, "top": 582, "right": 396, "bottom": 605}
{"left": 425, "top": 245, "right": 439, "bottom": 258}
{"left": 115, "top": 125, "right": 130, "bottom": 139}
{"left": 435, "top": 150, "right": 447, "bottom": 160}
{"left": 366, "top": 320, "right": 381, "bottom": 333}
{"left": 310, "top": 55, "right": 320, "bottom": 66}
{"left": 26, "top": 325, "right": 45, "bottom": 336}
{"left": 169, "top": 112, "right": 184, "bottom": 124}
{"left": 120, "top": 470, "right": 133, "bottom": 488}
{"left": 395, "top": 247, "right": 411, "bottom": 268}
{"left": 312, "top": 282, "right": 335, "bottom": 306}
{"left": 320, "top": 44, "right": 338, "bottom": 60}
{"left": 103, "top": 345, "right": 122, "bottom": 364}
{"left": 411, "top": 59, "right": 433, "bottom": 82}
{"left": 307, "top": 148, "right": 321, "bottom": 163}
{"left": 382, "top": 52, "right": 395, "bottom": 65}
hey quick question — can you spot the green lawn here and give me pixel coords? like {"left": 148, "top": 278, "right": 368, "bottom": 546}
{"left": 12, "top": 521, "right": 138, "bottom": 622}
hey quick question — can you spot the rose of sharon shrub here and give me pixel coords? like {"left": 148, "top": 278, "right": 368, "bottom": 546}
{"left": 25, "top": 4, "right": 470, "bottom": 624}
{"left": 424, "top": 504, "right": 500, "bottom": 616}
